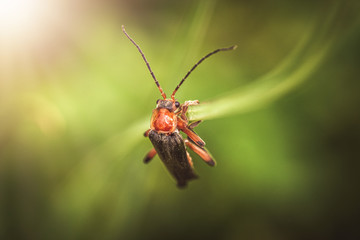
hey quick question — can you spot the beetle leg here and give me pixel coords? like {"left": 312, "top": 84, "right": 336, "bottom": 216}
{"left": 180, "top": 100, "right": 200, "bottom": 120}
{"left": 183, "top": 100, "right": 200, "bottom": 107}
{"left": 185, "top": 139, "right": 215, "bottom": 166}
{"left": 182, "top": 127, "right": 205, "bottom": 147}
{"left": 186, "top": 151, "right": 194, "bottom": 168}
{"left": 144, "top": 148, "right": 157, "bottom": 163}
{"left": 144, "top": 129, "right": 151, "bottom": 137}
{"left": 189, "top": 120, "right": 202, "bottom": 129}
{"left": 177, "top": 117, "right": 205, "bottom": 147}
{"left": 177, "top": 100, "right": 204, "bottom": 145}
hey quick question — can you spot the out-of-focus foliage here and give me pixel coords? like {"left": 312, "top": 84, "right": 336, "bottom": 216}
{"left": 1, "top": 0, "right": 360, "bottom": 239}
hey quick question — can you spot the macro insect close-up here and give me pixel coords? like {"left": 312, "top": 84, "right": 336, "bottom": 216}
{"left": 2, "top": 0, "right": 359, "bottom": 239}
{"left": 122, "top": 25, "right": 236, "bottom": 188}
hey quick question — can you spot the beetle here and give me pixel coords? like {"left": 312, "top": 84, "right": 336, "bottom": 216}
{"left": 122, "top": 25, "right": 236, "bottom": 188}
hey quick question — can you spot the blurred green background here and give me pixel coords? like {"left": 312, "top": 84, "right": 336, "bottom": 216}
{"left": 1, "top": 0, "right": 360, "bottom": 239}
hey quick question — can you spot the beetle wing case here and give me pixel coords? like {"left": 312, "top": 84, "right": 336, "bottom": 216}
{"left": 149, "top": 130, "right": 198, "bottom": 188}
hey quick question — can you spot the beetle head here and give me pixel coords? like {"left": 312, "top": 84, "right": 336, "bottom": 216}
{"left": 156, "top": 99, "right": 180, "bottom": 112}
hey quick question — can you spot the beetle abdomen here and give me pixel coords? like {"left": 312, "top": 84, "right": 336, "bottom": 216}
{"left": 149, "top": 130, "right": 198, "bottom": 187}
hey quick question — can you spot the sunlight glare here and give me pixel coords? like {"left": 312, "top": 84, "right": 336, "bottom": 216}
{"left": 0, "top": 0, "right": 44, "bottom": 37}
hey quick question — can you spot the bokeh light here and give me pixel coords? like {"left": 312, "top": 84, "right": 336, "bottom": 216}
{"left": 0, "top": 0, "right": 43, "bottom": 36}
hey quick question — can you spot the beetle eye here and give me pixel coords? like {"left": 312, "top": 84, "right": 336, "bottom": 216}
{"left": 175, "top": 101, "right": 180, "bottom": 108}
{"left": 156, "top": 99, "right": 160, "bottom": 104}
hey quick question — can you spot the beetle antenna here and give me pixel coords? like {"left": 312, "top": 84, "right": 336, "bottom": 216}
{"left": 171, "top": 45, "right": 237, "bottom": 100}
{"left": 122, "top": 25, "right": 167, "bottom": 99}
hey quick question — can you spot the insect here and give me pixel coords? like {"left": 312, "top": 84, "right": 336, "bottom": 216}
{"left": 122, "top": 25, "right": 236, "bottom": 188}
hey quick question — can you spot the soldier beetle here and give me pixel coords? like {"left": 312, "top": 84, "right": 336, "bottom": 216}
{"left": 122, "top": 25, "right": 236, "bottom": 188}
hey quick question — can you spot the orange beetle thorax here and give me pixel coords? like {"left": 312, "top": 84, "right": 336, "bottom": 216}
{"left": 151, "top": 108, "right": 177, "bottom": 132}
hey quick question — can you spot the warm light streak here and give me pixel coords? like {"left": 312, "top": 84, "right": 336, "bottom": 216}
{"left": 0, "top": 0, "right": 74, "bottom": 78}
{"left": 0, "top": 0, "right": 44, "bottom": 38}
